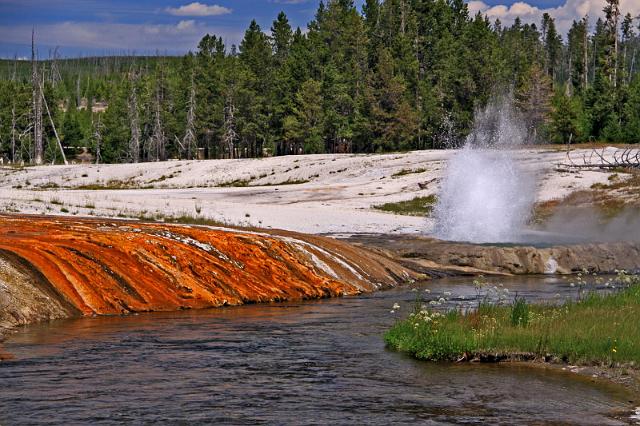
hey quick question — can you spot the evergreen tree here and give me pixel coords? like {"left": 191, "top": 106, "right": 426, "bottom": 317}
{"left": 623, "top": 76, "right": 640, "bottom": 142}
{"left": 550, "top": 89, "right": 581, "bottom": 143}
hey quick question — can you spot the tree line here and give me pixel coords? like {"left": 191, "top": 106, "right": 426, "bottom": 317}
{"left": 0, "top": 0, "right": 639, "bottom": 165}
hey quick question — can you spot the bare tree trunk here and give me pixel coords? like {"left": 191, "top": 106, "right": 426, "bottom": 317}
{"left": 150, "top": 85, "right": 165, "bottom": 162}
{"left": 39, "top": 80, "right": 67, "bottom": 165}
{"left": 567, "top": 55, "right": 573, "bottom": 96}
{"left": 183, "top": 71, "right": 197, "bottom": 160}
{"left": 128, "top": 74, "right": 140, "bottom": 163}
{"left": 613, "top": 6, "right": 619, "bottom": 87}
{"left": 222, "top": 95, "right": 238, "bottom": 159}
{"left": 76, "top": 75, "right": 81, "bottom": 108}
{"left": 10, "top": 105, "right": 16, "bottom": 163}
{"left": 93, "top": 114, "right": 103, "bottom": 165}
{"left": 51, "top": 46, "right": 61, "bottom": 87}
{"left": 630, "top": 46, "right": 637, "bottom": 84}
{"left": 583, "top": 24, "right": 588, "bottom": 89}
{"left": 32, "top": 29, "right": 44, "bottom": 165}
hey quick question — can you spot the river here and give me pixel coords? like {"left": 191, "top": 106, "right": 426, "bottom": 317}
{"left": 0, "top": 276, "right": 635, "bottom": 425}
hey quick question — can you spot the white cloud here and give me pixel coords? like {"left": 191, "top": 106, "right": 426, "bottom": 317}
{"left": 467, "top": 0, "right": 640, "bottom": 36}
{"left": 176, "top": 20, "right": 196, "bottom": 31}
{"left": 166, "top": 2, "right": 232, "bottom": 17}
{"left": 0, "top": 21, "right": 243, "bottom": 54}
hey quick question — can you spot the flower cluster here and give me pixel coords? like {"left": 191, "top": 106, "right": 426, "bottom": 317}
{"left": 408, "top": 308, "right": 444, "bottom": 331}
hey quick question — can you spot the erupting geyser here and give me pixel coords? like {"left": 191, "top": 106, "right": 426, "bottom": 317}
{"left": 433, "top": 96, "right": 536, "bottom": 243}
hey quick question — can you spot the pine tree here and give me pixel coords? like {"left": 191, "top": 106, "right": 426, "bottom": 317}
{"left": 370, "top": 48, "right": 418, "bottom": 151}
{"left": 270, "top": 12, "right": 295, "bottom": 154}
{"left": 195, "top": 34, "right": 225, "bottom": 159}
{"left": 622, "top": 76, "right": 640, "bottom": 142}
{"left": 542, "top": 13, "right": 562, "bottom": 82}
{"left": 550, "top": 89, "right": 581, "bottom": 143}
{"left": 284, "top": 79, "right": 324, "bottom": 154}
{"left": 621, "top": 13, "right": 635, "bottom": 85}
{"left": 238, "top": 21, "right": 272, "bottom": 157}
{"left": 567, "top": 18, "right": 589, "bottom": 91}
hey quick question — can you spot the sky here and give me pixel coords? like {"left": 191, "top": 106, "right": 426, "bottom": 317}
{"left": 0, "top": 0, "right": 638, "bottom": 59}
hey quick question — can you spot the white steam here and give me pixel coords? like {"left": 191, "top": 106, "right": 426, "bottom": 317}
{"left": 433, "top": 96, "right": 536, "bottom": 243}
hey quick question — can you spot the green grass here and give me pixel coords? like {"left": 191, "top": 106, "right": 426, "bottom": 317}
{"left": 385, "top": 274, "right": 640, "bottom": 366}
{"left": 218, "top": 179, "right": 251, "bottom": 187}
{"left": 254, "top": 179, "right": 310, "bottom": 186}
{"left": 126, "top": 212, "right": 233, "bottom": 228}
{"left": 73, "top": 180, "right": 143, "bottom": 190}
{"left": 373, "top": 195, "right": 437, "bottom": 216}
{"left": 392, "top": 168, "right": 427, "bottom": 178}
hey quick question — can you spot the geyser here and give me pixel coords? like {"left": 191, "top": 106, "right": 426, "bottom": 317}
{"left": 433, "top": 96, "right": 536, "bottom": 243}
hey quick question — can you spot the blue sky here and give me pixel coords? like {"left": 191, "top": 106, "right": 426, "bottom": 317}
{"left": 0, "top": 0, "right": 632, "bottom": 59}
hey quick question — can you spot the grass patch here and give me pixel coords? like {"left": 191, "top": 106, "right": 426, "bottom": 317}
{"left": 385, "top": 273, "right": 640, "bottom": 366}
{"left": 124, "top": 211, "right": 232, "bottom": 228}
{"left": 159, "top": 215, "right": 229, "bottom": 227}
{"left": 254, "top": 179, "right": 310, "bottom": 186}
{"left": 373, "top": 195, "right": 437, "bottom": 217}
{"left": 218, "top": 178, "right": 251, "bottom": 187}
{"left": 73, "top": 179, "right": 144, "bottom": 190}
{"left": 35, "top": 182, "right": 60, "bottom": 189}
{"left": 392, "top": 168, "right": 427, "bottom": 178}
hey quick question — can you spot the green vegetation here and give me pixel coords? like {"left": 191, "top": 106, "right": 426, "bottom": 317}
{"left": 385, "top": 273, "right": 640, "bottom": 366}
{"left": 392, "top": 168, "right": 427, "bottom": 178}
{"left": 73, "top": 180, "right": 141, "bottom": 190}
{"left": 374, "top": 195, "right": 437, "bottom": 216}
{"left": 1, "top": 1, "right": 639, "bottom": 166}
{"left": 218, "top": 179, "right": 251, "bottom": 188}
{"left": 155, "top": 215, "right": 230, "bottom": 227}
{"left": 255, "top": 179, "right": 310, "bottom": 186}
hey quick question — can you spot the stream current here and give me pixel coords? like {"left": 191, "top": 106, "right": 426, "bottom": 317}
{"left": 0, "top": 276, "right": 636, "bottom": 425}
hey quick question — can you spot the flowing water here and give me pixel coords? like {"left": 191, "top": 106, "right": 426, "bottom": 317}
{"left": 0, "top": 276, "right": 636, "bottom": 425}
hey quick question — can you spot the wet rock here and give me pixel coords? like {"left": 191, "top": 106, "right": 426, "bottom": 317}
{"left": 345, "top": 234, "right": 640, "bottom": 275}
{"left": 0, "top": 215, "right": 416, "bottom": 337}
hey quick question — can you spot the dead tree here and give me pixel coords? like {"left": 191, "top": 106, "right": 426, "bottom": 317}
{"left": 222, "top": 95, "right": 238, "bottom": 159}
{"left": 128, "top": 73, "right": 141, "bottom": 163}
{"left": 147, "top": 85, "right": 165, "bottom": 162}
{"left": 560, "top": 147, "right": 640, "bottom": 170}
{"left": 10, "top": 104, "right": 16, "bottom": 163}
{"left": 183, "top": 72, "right": 197, "bottom": 160}
{"left": 50, "top": 46, "right": 62, "bottom": 87}
{"left": 92, "top": 114, "right": 104, "bottom": 165}
{"left": 31, "top": 29, "right": 44, "bottom": 165}
{"left": 39, "top": 80, "right": 67, "bottom": 165}
{"left": 76, "top": 75, "right": 81, "bottom": 108}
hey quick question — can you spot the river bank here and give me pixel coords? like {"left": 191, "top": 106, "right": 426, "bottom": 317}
{"left": 385, "top": 274, "right": 640, "bottom": 397}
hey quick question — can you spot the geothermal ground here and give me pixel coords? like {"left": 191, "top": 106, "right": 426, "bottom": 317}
{"left": 2, "top": 146, "right": 639, "bottom": 341}
{"left": 0, "top": 147, "right": 633, "bottom": 235}
{"left": 0, "top": 214, "right": 415, "bottom": 340}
